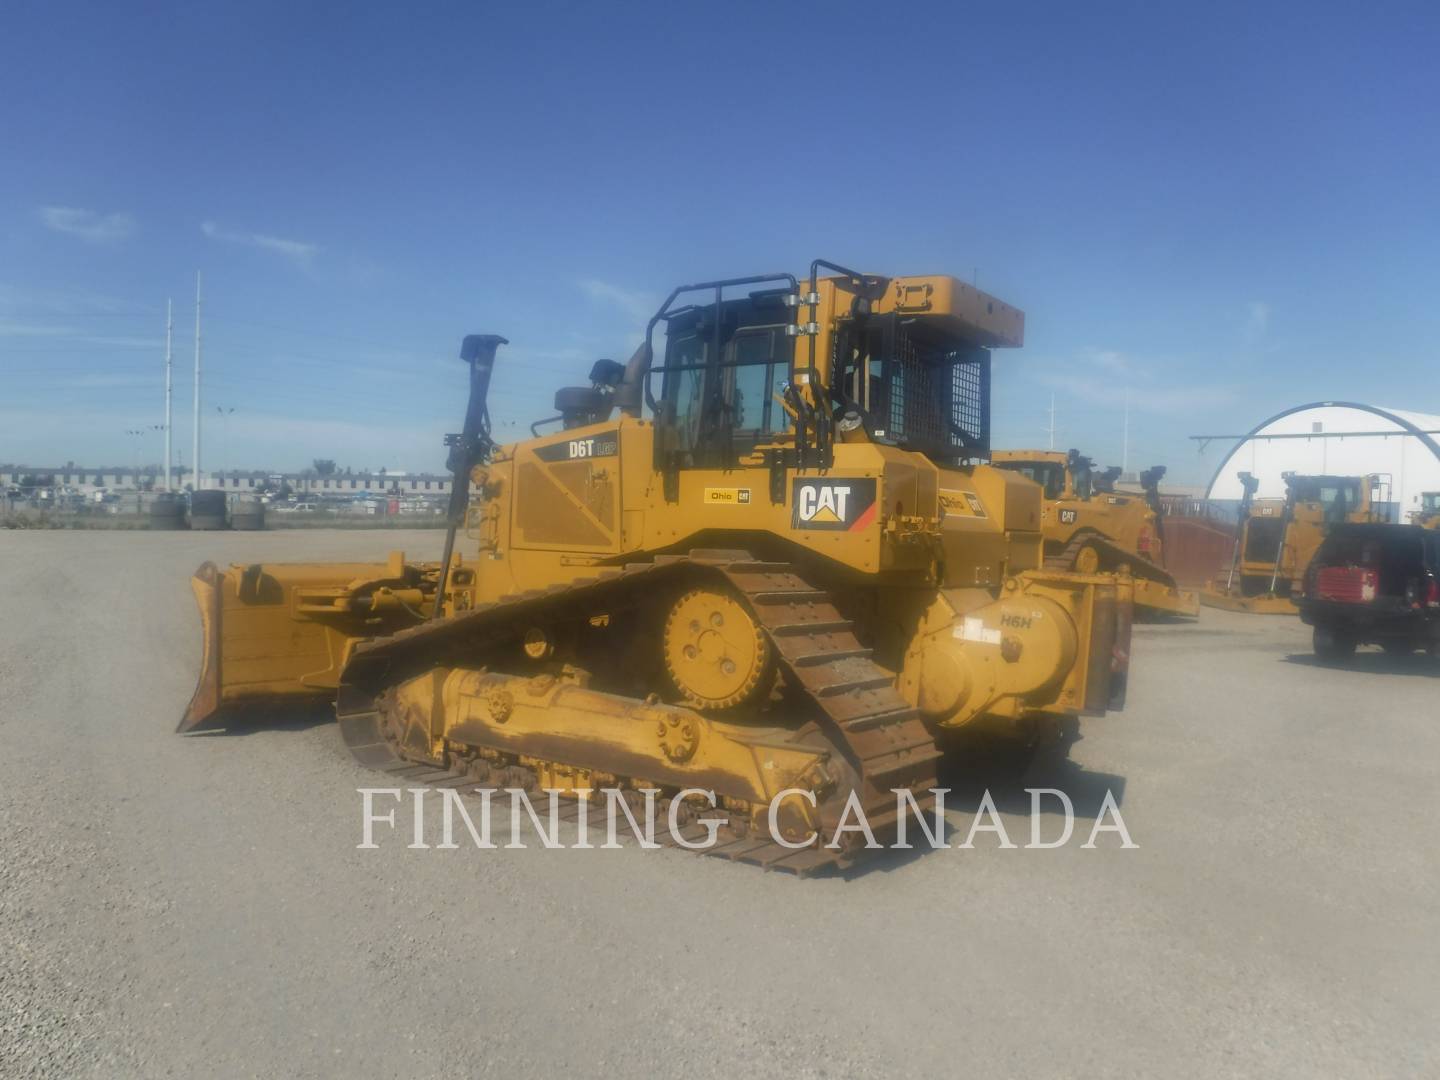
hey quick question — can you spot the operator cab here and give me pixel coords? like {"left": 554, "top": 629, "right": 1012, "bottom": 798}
{"left": 633, "top": 265, "right": 1014, "bottom": 484}
{"left": 654, "top": 286, "right": 995, "bottom": 467}
{"left": 993, "top": 459, "right": 1067, "bottom": 500}
{"left": 658, "top": 289, "right": 796, "bottom": 466}
{"left": 990, "top": 451, "right": 1079, "bottom": 500}
{"left": 1067, "top": 452, "right": 1095, "bottom": 498}
{"left": 1282, "top": 473, "right": 1394, "bottom": 524}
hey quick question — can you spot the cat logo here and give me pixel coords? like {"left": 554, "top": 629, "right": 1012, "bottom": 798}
{"left": 791, "top": 477, "right": 877, "bottom": 531}
{"left": 1059, "top": 508, "right": 1078, "bottom": 524}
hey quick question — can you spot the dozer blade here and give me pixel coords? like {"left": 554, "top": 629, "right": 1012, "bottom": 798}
{"left": 1045, "top": 532, "right": 1197, "bottom": 620}
{"left": 179, "top": 560, "right": 403, "bottom": 732}
{"left": 181, "top": 563, "right": 227, "bottom": 732}
{"left": 1197, "top": 587, "right": 1298, "bottom": 615}
{"left": 1130, "top": 577, "right": 1201, "bottom": 618}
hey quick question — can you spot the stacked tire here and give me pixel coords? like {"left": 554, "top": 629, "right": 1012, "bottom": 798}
{"left": 189, "top": 490, "right": 228, "bottom": 531}
{"left": 148, "top": 492, "right": 187, "bottom": 531}
{"left": 230, "top": 496, "right": 265, "bottom": 531}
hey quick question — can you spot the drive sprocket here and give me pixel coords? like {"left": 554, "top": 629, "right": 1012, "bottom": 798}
{"left": 662, "top": 586, "right": 773, "bottom": 710}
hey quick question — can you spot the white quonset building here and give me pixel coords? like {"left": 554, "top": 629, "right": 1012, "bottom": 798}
{"left": 1205, "top": 402, "right": 1440, "bottom": 521}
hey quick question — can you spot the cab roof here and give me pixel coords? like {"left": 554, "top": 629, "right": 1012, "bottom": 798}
{"left": 861, "top": 275, "right": 1024, "bottom": 349}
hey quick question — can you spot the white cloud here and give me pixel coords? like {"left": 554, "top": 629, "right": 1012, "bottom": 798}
{"left": 1028, "top": 346, "right": 1235, "bottom": 414}
{"left": 1034, "top": 371, "right": 1235, "bottom": 413}
{"left": 201, "top": 220, "right": 319, "bottom": 263}
{"left": 579, "top": 279, "right": 656, "bottom": 326}
{"left": 1243, "top": 300, "right": 1270, "bottom": 344}
{"left": 38, "top": 206, "right": 136, "bottom": 243}
{"left": 0, "top": 284, "right": 128, "bottom": 314}
{"left": 72, "top": 333, "right": 163, "bottom": 349}
{"left": 1082, "top": 348, "right": 1135, "bottom": 376}
{"left": 46, "top": 373, "right": 160, "bottom": 389}
{"left": 0, "top": 317, "right": 158, "bottom": 349}
{"left": 0, "top": 318, "right": 72, "bottom": 338}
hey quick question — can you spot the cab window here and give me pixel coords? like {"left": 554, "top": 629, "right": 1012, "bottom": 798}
{"left": 660, "top": 321, "right": 791, "bottom": 465}
{"left": 724, "top": 327, "right": 790, "bottom": 440}
{"left": 662, "top": 332, "right": 708, "bottom": 458}
{"left": 1316, "top": 483, "right": 1360, "bottom": 523}
{"left": 997, "top": 462, "right": 1065, "bottom": 500}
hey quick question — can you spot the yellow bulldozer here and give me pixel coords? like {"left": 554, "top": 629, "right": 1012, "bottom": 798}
{"left": 1411, "top": 491, "right": 1440, "bottom": 529}
{"left": 179, "top": 262, "right": 1132, "bottom": 871}
{"left": 990, "top": 449, "right": 1198, "bottom": 617}
{"left": 1201, "top": 470, "right": 1392, "bottom": 613}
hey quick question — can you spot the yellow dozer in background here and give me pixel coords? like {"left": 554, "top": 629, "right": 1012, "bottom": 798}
{"left": 1411, "top": 492, "right": 1440, "bottom": 529}
{"left": 1201, "top": 470, "right": 1392, "bottom": 613}
{"left": 180, "top": 262, "right": 1133, "bottom": 871}
{"left": 990, "top": 449, "right": 1198, "bottom": 617}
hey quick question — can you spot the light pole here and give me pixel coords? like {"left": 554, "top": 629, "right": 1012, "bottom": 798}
{"left": 163, "top": 298, "right": 173, "bottom": 490}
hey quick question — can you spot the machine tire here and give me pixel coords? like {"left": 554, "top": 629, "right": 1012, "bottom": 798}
{"left": 1381, "top": 640, "right": 1416, "bottom": 657}
{"left": 1313, "top": 625, "right": 1357, "bottom": 664}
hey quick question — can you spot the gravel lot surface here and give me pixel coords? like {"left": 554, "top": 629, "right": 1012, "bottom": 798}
{"left": 2, "top": 529, "right": 1437, "bottom": 1078}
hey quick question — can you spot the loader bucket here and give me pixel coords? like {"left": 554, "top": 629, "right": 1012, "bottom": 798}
{"left": 178, "top": 560, "right": 391, "bottom": 732}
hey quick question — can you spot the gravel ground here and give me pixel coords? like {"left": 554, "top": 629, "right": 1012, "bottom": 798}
{"left": 1, "top": 528, "right": 1437, "bottom": 1078}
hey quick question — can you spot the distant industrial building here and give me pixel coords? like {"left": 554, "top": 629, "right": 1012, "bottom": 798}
{"left": 0, "top": 464, "right": 182, "bottom": 494}
{"left": 1204, "top": 401, "right": 1440, "bottom": 520}
{"left": 208, "top": 468, "right": 461, "bottom": 496}
{"left": 1, "top": 464, "right": 463, "bottom": 497}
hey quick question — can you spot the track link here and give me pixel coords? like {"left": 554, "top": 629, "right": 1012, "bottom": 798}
{"left": 1043, "top": 531, "right": 1163, "bottom": 581}
{"left": 335, "top": 550, "right": 940, "bottom": 874}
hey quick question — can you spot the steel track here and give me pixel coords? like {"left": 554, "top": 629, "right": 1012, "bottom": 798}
{"left": 335, "top": 550, "right": 940, "bottom": 874}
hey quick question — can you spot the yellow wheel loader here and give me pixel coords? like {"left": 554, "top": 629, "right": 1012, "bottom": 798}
{"left": 179, "top": 262, "right": 1132, "bottom": 871}
{"left": 990, "top": 449, "right": 1198, "bottom": 617}
{"left": 1201, "top": 471, "right": 1392, "bottom": 614}
{"left": 1411, "top": 492, "right": 1440, "bottom": 529}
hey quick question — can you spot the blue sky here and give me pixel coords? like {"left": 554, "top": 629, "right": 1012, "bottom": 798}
{"left": 3, "top": 1, "right": 1438, "bottom": 485}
